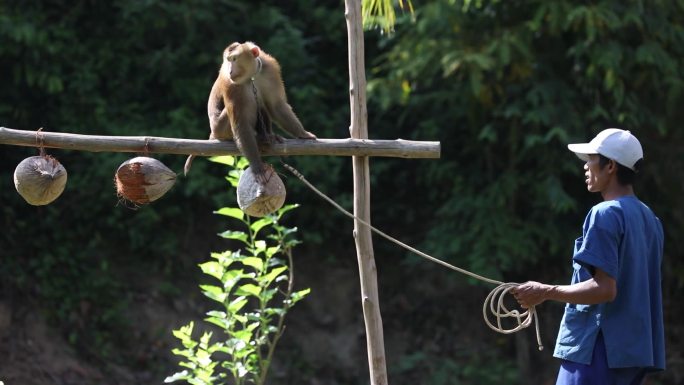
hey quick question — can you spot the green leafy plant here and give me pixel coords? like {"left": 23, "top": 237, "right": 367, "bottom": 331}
{"left": 166, "top": 155, "right": 310, "bottom": 385}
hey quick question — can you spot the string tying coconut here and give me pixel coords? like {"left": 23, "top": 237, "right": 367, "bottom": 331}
{"left": 14, "top": 155, "right": 68, "bottom": 206}
{"left": 237, "top": 164, "right": 286, "bottom": 217}
{"left": 115, "top": 156, "right": 176, "bottom": 205}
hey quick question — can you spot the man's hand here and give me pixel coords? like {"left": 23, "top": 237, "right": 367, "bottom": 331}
{"left": 510, "top": 281, "right": 555, "bottom": 309}
{"left": 511, "top": 268, "right": 616, "bottom": 308}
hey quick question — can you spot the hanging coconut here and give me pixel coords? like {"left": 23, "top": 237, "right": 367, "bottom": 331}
{"left": 237, "top": 165, "right": 286, "bottom": 217}
{"left": 115, "top": 156, "right": 176, "bottom": 205}
{"left": 13, "top": 155, "right": 68, "bottom": 206}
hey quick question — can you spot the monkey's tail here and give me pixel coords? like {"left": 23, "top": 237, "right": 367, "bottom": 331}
{"left": 183, "top": 155, "right": 195, "bottom": 176}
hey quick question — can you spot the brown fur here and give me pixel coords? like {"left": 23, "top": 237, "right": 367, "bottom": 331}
{"left": 184, "top": 42, "right": 316, "bottom": 180}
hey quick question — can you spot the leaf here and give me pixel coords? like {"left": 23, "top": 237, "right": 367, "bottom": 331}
{"left": 253, "top": 240, "right": 267, "bottom": 253}
{"left": 241, "top": 257, "right": 264, "bottom": 272}
{"left": 261, "top": 288, "right": 279, "bottom": 302}
{"left": 208, "top": 155, "right": 236, "bottom": 166}
{"left": 237, "top": 363, "right": 250, "bottom": 377}
{"left": 171, "top": 348, "right": 193, "bottom": 358}
{"left": 195, "top": 346, "right": 213, "bottom": 367}
{"left": 290, "top": 288, "right": 311, "bottom": 304}
{"left": 265, "top": 245, "right": 281, "bottom": 258}
{"left": 164, "top": 370, "right": 190, "bottom": 383}
{"left": 206, "top": 310, "right": 227, "bottom": 319}
{"left": 233, "top": 328, "right": 255, "bottom": 343}
{"left": 199, "top": 261, "right": 225, "bottom": 280}
{"left": 172, "top": 322, "right": 195, "bottom": 345}
{"left": 205, "top": 316, "right": 229, "bottom": 329}
{"left": 228, "top": 296, "right": 248, "bottom": 313}
{"left": 247, "top": 321, "right": 260, "bottom": 332}
{"left": 172, "top": 328, "right": 191, "bottom": 341}
{"left": 264, "top": 307, "right": 286, "bottom": 317}
{"left": 236, "top": 157, "right": 250, "bottom": 169}
{"left": 214, "top": 207, "right": 244, "bottom": 221}
{"left": 225, "top": 175, "right": 239, "bottom": 188}
{"left": 263, "top": 266, "right": 287, "bottom": 285}
{"left": 210, "top": 251, "right": 231, "bottom": 260}
{"left": 200, "top": 285, "right": 227, "bottom": 303}
{"left": 276, "top": 203, "right": 299, "bottom": 218}
{"left": 218, "top": 230, "right": 249, "bottom": 244}
{"left": 236, "top": 283, "right": 261, "bottom": 297}
{"left": 281, "top": 226, "right": 299, "bottom": 237}
{"left": 179, "top": 361, "right": 197, "bottom": 370}
{"left": 223, "top": 269, "right": 248, "bottom": 291}
{"left": 199, "top": 331, "right": 214, "bottom": 348}
{"left": 250, "top": 217, "right": 273, "bottom": 236}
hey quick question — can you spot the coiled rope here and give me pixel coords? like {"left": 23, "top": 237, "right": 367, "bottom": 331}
{"left": 282, "top": 162, "right": 543, "bottom": 351}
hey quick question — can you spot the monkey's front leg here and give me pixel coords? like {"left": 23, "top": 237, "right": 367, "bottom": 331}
{"left": 270, "top": 101, "right": 317, "bottom": 139}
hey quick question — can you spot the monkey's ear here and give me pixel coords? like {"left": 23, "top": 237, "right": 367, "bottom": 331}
{"left": 250, "top": 46, "right": 260, "bottom": 58}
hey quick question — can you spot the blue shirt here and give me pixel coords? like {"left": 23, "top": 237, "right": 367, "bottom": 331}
{"left": 553, "top": 196, "right": 665, "bottom": 371}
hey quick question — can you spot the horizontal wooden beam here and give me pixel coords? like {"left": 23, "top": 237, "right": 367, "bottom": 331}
{"left": 0, "top": 127, "right": 440, "bottom": 159}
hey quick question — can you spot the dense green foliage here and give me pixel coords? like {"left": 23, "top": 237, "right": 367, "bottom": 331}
{"left": 0, "top": 0, "right": 346, "bottom": 361}
{"left": 1, "top": 0, "right": 683, "bottom": 384}
{"left": 369, "top": 0, "right": 684, "bottom": 282}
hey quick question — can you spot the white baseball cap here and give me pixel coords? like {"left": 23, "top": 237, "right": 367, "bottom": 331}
{"left": 567, "top": 128, "right": 643, "bottom": 171}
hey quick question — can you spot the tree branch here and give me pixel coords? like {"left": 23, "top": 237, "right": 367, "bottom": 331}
{"left": 0, "top": 127, "right": 440, "bottom": 159}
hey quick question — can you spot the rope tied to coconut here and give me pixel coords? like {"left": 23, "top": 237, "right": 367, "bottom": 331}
{"left": 280, "top": 161, "right": 544, "bottom": 351}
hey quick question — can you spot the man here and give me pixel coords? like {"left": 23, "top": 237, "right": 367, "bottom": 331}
{"left": 511, "top": 129, "right": 665, "bottom": 385}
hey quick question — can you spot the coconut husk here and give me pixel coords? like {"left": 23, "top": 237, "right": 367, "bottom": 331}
{"left": 115, "top": 156, "right": 176, "bottom": 204}
{"left": 237, "top": 165, "right": 286, "bottom": 217}
{"left": 14, "top": 155, "right": 68, "bottom": 206}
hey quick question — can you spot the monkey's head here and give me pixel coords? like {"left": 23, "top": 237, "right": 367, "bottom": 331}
{"left": 223, "top": 42, "right": 260, "bottom": 84}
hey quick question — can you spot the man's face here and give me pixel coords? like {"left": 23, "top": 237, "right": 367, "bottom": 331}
{"left": 584, "top": 154, "right": 612, "bottom": 193}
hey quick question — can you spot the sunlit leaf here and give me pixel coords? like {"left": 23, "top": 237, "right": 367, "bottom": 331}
{"left": 199, "top": 261, "right": 225, "bottom": 280}
{"left": 241, "top": 257, "right": 264, "bottom": 272}
{"left": 218, "top": 230, "right": 249, "bottom": 244}
{"left": 263, "top": 266, "right": 287, "bottom": 285}
{"left": 164, "top": 370, "right": 190, "bottom": 383}
{"left": 214, "top": 207, "right": 245, "bottom": 221}
{"left": 205, "top": 316, "right": 230, "bottom": 330}
{"left": 200, "top": 285, "right": 227, "bottom": 303}
{"left": 291, "top": 288, "right": 311, "bottom": 304}
{"left": 236, "top": 283, "right": 261, "bottom": 297}
{"left": 250, "top": 217, "right": 273, "bottom": 237}
{"left": 228, "top": 296, "right": 248, "bottom": 313}
{"left": 275, "top": 204, "right": 299, "bottom": 218}
{"left": 208, "top": 155, "right": 236, "bottom": 166}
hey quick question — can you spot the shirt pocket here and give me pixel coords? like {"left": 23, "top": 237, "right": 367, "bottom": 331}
{"left": 557, "top": 306, "right": 592, "bottom": 346}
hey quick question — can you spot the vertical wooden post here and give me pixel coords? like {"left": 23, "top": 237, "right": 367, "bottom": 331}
{"left": 345, "top": 1, "right": 389, "bottom": 384}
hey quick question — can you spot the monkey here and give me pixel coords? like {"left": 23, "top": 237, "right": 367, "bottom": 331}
{"left": 184, "top": 41, "right": 316, "bottom": 182}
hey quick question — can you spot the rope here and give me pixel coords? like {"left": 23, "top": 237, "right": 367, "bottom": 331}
{"left": 281, "top": 161, "right": 543, "bottom": 351}
{"left": 483, "top": 283, "right": 543, "bottom": 350}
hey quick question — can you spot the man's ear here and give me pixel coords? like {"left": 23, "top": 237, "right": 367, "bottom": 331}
{"left": 608, "top": 159, "right": 618, "bottom": 173}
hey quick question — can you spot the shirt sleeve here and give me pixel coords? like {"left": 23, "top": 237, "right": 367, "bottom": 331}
{"left": 572, "top": 204, "right": 622, "bottom": 280}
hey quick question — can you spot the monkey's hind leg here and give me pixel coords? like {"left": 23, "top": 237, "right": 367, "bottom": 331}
{"left": 270, "top": 101, "right": 316, "bottom": 139}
